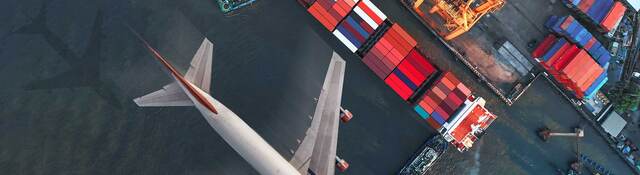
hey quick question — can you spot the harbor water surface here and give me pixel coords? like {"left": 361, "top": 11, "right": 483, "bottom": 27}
{"left": 0, "top": 0, "right": 634, "bottom": 174}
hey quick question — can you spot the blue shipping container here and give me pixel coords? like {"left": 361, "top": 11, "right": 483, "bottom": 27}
{"left": 542, "top": 39, "right": 567, "bottom": 62}
{"left": 432, "top": 111, "right": 446, "bottom": 124}
{"left": 414, "top": 106, "right": 429, "bottom": 119}
{"left": 393, "top": 69, "right": 418, "bottom": 90}
{"left": 585, "top": 74, "right": 608, "bottom": 99}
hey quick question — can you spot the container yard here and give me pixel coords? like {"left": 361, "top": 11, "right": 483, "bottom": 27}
{"left": 563, "top": 0, "right": 627, "bottom": 33}
{"left": 299, "top": 0, "right": 498, "bottom": 152}
{"left": 401, "top": 0, "right": 574, "bottom": 105}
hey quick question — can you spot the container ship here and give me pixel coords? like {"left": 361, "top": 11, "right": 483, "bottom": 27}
{"left": 413, "top": 72, "right": 497, "bottom": 152}
{"left": 216, "top": 0, "right": 256, "bottom": 13}
{"left": 398, "top": 135, "right": 448, "bottom": 175}
{"left": 298, "top": 0, "right": 498, "bottom": 152}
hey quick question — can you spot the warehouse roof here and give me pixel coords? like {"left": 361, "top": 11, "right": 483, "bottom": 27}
{"left": 622, "top": 0, "right": 640, "bottom": 11}
{"left": 601, "top": 112, "right": 627, "bottom": 137}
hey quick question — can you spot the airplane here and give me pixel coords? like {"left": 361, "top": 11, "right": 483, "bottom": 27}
{"left": 130, "top": 32, "right": 353, "bottom": 175}
{"left": 12, "top": 2, "right": 122, "bottom": 108}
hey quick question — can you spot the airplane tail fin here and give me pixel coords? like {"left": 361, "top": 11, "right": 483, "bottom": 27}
{"left": 129, "top": 27, "right": 215, "bottom": 109}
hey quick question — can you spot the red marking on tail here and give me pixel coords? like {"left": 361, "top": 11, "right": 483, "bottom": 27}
{"left": 129, "top": 27, "right": 218, "bottom": 114}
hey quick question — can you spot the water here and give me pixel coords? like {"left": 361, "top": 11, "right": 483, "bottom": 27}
{"left": 0, "top": 0, "right": 634, "bottom": 175}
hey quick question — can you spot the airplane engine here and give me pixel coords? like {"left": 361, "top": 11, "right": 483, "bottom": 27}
{"left": 335, "top": 156, "right": 349, "bottom": 172}
{"left": 339, "top": 107, "right": 352, "bottom": 123}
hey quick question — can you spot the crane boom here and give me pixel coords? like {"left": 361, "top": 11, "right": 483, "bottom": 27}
{"left": 410, "top": 0, "right": 505, "bottom": 40}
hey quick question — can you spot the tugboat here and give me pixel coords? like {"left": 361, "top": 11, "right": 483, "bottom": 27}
{"left": 398, "top": 135, "right": 448, "bottom": 175}
{"left": 216, "top": 0, "right": 257, "bottom": 14}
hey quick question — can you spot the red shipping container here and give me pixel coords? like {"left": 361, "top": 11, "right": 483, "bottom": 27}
{"left": 547, "top": 44, "right": 577, "bottom": 68}
{"left": 377, "top": 38, "right": 393, "bottom": 54}
{"left": 406, "top": 49, "right": 436, "bottom": 75}
{"left": 441, "top": 77, "right": 456, "bottom": 90}
{"left": 385, "top": 73, "right": 412, "bottom": 99}
{"left": 436, "top": 81, "right": 451, "bottom": 94}
{"left": 426, "top": 117, "right": 442, "bottom": 130}
{"left": 443, "top": 95, "right": 458, "bottom": 113}
{"left": 579, "top": 66, "right": 603, "bottom": 92}
{"left": 560, "top": 16, "right": 574, "bottom": 30}
{"left": 532, "top": 34, "right": 557, "bottom": 58}
{"left": 446, "top": 73, "right": 461, "bottom": 86}
{"left": 457, "top": 83, "right": 472, "bottom": 97}
{"left": 578, "top": 0, "right": 595, "bottom": 12}
{"left": 435, "top": 104, "right": 451, "bottom": 119}
{"left": 552, "top": 46, "right": 581, "bottom": 71}
{"left": 575, "top": 63, "right": 597, "bottom": 88}
{"left": 419, "top": 99, "right": 435, "bottom": 114}
{"left": 601, "top": 2, "right": 626, "bottom": 32}
{"left": 357, "top": 0, "right": 384, "bottom": 24}
{"left": 452, "top": 88, "right": 467, "bottom": 101}
{"left": 362, "top": 54, "right": 386, "bottom": 79}
{"left": 315, "top": 0, "right": 342, "bottom": 23}
{"left": 398, "top": 59, "right": 427, "bottom": 86}
{"left": 424, "top": 96, "right": 438, "bottom": 112}
{"left": 388, "top": 48, "right": 404, "bottom": 65}
{"left": 391, "top": 24, "right": 418, "bottom": 47}
{"left": 378, "top": 54, "right": 397, "bottom": 71}
{"left": 432, "top": 85, "right": 448, "bottom": 100}
{"left": 308, "top": 4, "right": 335, "bottom": 31}
{"left": 450, "top": 91, "right": 465, "bottom": 107}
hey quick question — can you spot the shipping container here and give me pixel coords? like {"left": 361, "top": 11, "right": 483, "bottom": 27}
{"left": 362, "top": 23, "right": 418, "bottom": 79}
{"left": 413, "top": 72, "right": 474, "bottom": 129}
{"left": 563, "top": 0, "right": 624, "bottom": 32}
{"left": 383, "top": 48, "right": 439, "bottom": 101}
{"left": 584, "top": 72, "right": 608, "bottom": 99}
{"left": 545, "top": 16, "right": 612, "bottom": 65}
{"left": 307, "top": 0, "right": 358, "bottom": 31}
{"left": 532, "top": 34, "right": 558, "bottom": 58}
{"left": 601, "top": 2, "right": 627, "bottom": 32}
{"left": 333, "top": 0, "right": 387, "bottom": 52}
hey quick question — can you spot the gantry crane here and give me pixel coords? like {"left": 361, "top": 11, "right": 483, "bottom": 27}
{"left": 410, "top": 0, "right": 505, "bottom": 40}
{"left": 538, "top": 127, "right": 584, "bottom": 141}
{"left": 538, "top": 127, "right": 585, "bottom": 174}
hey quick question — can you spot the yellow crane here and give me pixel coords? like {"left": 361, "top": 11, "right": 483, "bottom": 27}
{"left": 411, "top": 0, "right": 505, "bottom": 40}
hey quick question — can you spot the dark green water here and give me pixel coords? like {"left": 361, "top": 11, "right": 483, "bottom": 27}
{"left": 0, "top": 0, "right": 634, "bottom": 174}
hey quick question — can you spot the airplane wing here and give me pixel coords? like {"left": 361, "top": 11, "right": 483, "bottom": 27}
{"left": 185, "top": 38, "right": 214, "bottom": 93}
{"left": 133, "top": 38, "right": 213, "bottom": 107}
{"left": 290, "top": 52, "right": 346, "bottom": 175}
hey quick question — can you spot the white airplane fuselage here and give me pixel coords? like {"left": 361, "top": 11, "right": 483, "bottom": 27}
{"left": 134, "top": 37, "right": 301, "bottom": 175}
{"left": 169, "top": 73, "right": 300, "bottom": 175}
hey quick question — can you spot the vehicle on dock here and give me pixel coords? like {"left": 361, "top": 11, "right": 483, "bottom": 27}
{"left": 398, "top": 135, "right": 448, "bottom": 175}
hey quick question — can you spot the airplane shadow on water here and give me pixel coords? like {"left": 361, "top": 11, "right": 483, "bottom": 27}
{"left": 13, "top": 1, "right": 123, "bottom": 108}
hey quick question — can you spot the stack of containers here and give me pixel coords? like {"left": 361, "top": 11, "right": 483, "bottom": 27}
{"left": 545, "top": 16, "right": 612, "bottom": 67}
{"left": 563, "top": 0, "right": 626, "bottom": 33}
{"left": 413, "top": 72, "right": 472, "bottom": 130}
{"left": 532, "top": 35, "right": 608, "bottom": 99}
{"left": 332, "top": 0, "right": 388, "bottom": 52}
{"left": 307, "top": 0, "right": 358, "bottom": 31}
{"left": 305, "top": 0, "right": 438, "bottom": 101}
{"left": 363, "top": 24, "right": 418, "bottom": 79}
{"left": 600, "top": 2, "right": 627, "bottom": 32}
{"left": 302, "top": 0, "right": 496, "bottom": 152}
{"left": 384, "top": 48, "right": 438, "bottom": 100}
